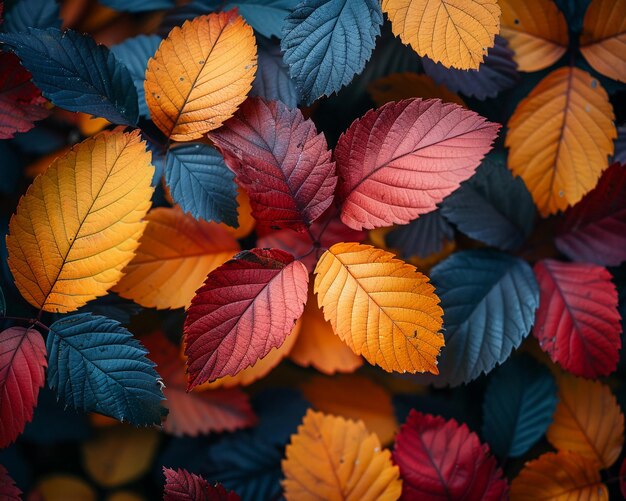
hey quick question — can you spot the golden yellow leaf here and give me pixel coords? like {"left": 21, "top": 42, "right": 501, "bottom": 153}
{"left": 510, "top": 451, "right": 607, "bottom": 501}
{"left": 547, "top": 374, "right": 624, "bottom": 469}
{"left": 506, "top": 66, "right": 616, "bottom": 216}
{"left": 201, "top": 319, "right": 301, "bottom": 389}
{"left": 221, "top": 186, "right": 255, "bottom": 239}
{"left": 31, "top": 475, "right": 96, "bottom": 501}
{"left": 114, "top": 207, "right": 239, "bottom": 309}
{"left": 81, "top": 426, "right": 160, "bottom": 488}
{"left": 367, "top": 73, "right": 464, "bottom": 107}
{"left": 145, "top": 11, "right": 257, "bottom": 141}
{"left": 302, "top": 375, "right": 397, "bottom": 445}
{"left": 381, "top": 0, "right": 500, "bottom": 70}
{"left": 580, "top": 0, "right": 626, "bottom": 83}
{"left": 7, "top": 130, "right": 154, "bottom": 313}
{"left": 314, "top": 243, "right": 444, "bottom": 374}
{"left": 499, "top": 0, "right": 568, "bottom": 71}
{"left": 77, "top": 113, "right": 109, "bottom": 136}
{"left": 282, "top": 410, "right": 402, "bottom": 501}
{"left": 289, "top": 286, "right": 362, "bottom": 375}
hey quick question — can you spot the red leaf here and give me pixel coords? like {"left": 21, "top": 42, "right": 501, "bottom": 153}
{"left": 0, "top": 52, "right": 50, "bottom": 139}
{"left": 0, "top": 326, "right": 47, "bottom": 448}
{"left": 335, "top": 98, "right": 499, "bottom": 230}
{"left": 556, "top": 163, "right": 626, "bottom": 266}
{"left": 163, "top": 467, "right": 240, "bottom": 501}
{"left": 0, "top": 465, "right": 21, "bottom": 501}
{"left": 144, "top": 333, "right": 256, "bottom": 436}
{"left": 533, "top": 259, "right": 622, "bottom": 378}
{"left": 393, "top": 410, "right": 508, "bottom": 501}
{"left": 257, "top": 206, "right": 366, "bottom": 272}
{"left": 208, "top": 98, "right": 337, "bottom": 232}
{"left": 184, "top": 248, "right": 308, "bottom": 388}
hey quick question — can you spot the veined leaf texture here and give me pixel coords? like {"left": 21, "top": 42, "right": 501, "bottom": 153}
{"left": 1, "top": 0, "right": 625, "bottom": 497}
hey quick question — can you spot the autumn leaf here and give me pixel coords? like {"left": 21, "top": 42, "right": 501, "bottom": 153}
{"left": 499, "top": 0, "right": 568, "bottom": 71}
{"left": 114, "top": 207, "right": 240, "bottom": 310}
{"left": 506, "top": 66, "right": 616, "bottom": 216}
{"left": 282, "top": 410, "right": 402, "bottom": 501}
{"left": 314, "top": 243, "right": 444, "bottom": 374}
{"left": 580, "top": 0, "right": 626, "bottom": 83}
{"left": 185, "top": 248, "right": 308, "bottom": 388}
{"left": 547, "top": 374, "right": 624, "bottom": 469}
{"left": 145, "top": 11, "right": 257, "bottom": 141}
{"left": 163, "top": 467, "right": 241, "bottom": 501}
{"left": 382, "top": 0, "right": 501, "bottom": 70}
{"left": 7, "top": 130, "right": 154, "bottom": 313}
{"left": 335, "top": 98, "right": 499, "bottom": 230}
{"left": 510, "top": 451, "right": 607, "bottom": 501}
{"left": 0, "top": 465, "right": 21, "bottom": 501}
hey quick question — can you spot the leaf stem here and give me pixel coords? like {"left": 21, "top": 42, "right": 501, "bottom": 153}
{"left": 0, "top": 315, "right": 49, "bottom": 332}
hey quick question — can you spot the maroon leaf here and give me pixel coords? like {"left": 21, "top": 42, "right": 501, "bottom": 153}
{"left": 184, "top": 248, "right": 308, "bottom": 389}
{"left": 393, "top": 410, "right": 508, "bottom": 500}
{"left": 533, "top": 259, "right": 622, "bottom": 378}
{"left": 208, "top": 97, "right": 337, "bottom": 232}
{"left": 335, "top": 98, "right": 499, "bottom": 230}
{"left": 0, "top": 465, "right": 21, "bottom": 501}
{"left": 0, "top": 52, "right": 50, "bottom": 139}
{"left": 0, "top": 326, "right": 47, "bottom": 448}
{"left": 556, "top": 163, "right": 626, "bottom": 266}
{"left": 163, "top": 467, "right": 240, "bottom": 501}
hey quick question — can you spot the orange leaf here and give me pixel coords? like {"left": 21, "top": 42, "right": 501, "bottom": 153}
{"left": 506, "top": 66, "right": 616, "bottom": 216}
{"left": 510, "top": 451, "right": 607, "bottom": 501}
{"left": 580, "top": 0, "right": 626, "bottom": 83}
{"left": 30, "top": 475, "right": 96, "bottom": 501}
{"left": 114, "top": 207, "right": 239, "bottom": 309}
{"left": 499, "top": 0, "right": 568, "bottom": 71}
{"left": 7, "top": 130, "right": 154, "bottom": 313}
{"left": 145, "top": 11, "right": 257, "bottom": 141}
{"left": 367, "top": 73, "right": 464, "bottom": 107}
{"left": 546, "top": 374, "right": 624, "bottom": 469}
{"left": 314, "top": 243, "right": 444, "bottom": 374}
{"left": 289, "top": 286, "right": 362, "bottom": 375}
{"left": 381, "top": 0, "right": 500, "bottom": 70}
{"left": 282, "top": 410, "right": 402, "bottom": 501}
{"left": 302, "top": 375, "right": 397, "bottom": 445}
{"left": 221, "top": 187, "right": 255, "bottom": 239}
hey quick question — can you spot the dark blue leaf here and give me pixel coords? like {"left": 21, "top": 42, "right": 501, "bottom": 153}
{"left": 0, "top": 28, "right": 139, "bottom": 125}
{"left": 2, "top": 0, "right": 61, "bottom": 32}
{"left": 386, "top": 210, "right": 454, "bottom": 259}
{"left": 393, "top": 391, "right": 476, "bottom": 429}
{"left": 10, "top": 126, "right": 66, "bottom": 154}
{"left": 78, "top": 293, "right": 142, "bottom": 326}
{"left": 554, "top": 0, "right": 590, "bottom": 33}
{"left": 281, "top": 0, "right": 383, "bottom": 104}
{"left": 440, "top": 152, "right": 535, "bottom": 251}
{"left": 251, "top": 388, "right": 309, "bottom": 446}
{"left": 111, "top": 34, "right": 161, "bottom": 118}
{"left": 482, "top": 355, "right": 557, "bottom": 458}
{"left": 22, "top": 387, "right": 91, "bottom": 444}
{"left": 251, "top": 35, "right": 299, "bottom": 107}
{"left": 0, "top": 141, "right": 20, "bottom": 194}
{"left": 165, "top": 143, "right": 238, "bottom": 226}
{"left": 158, "top": 3, "right": 213, "bottom": 37}
{"left": 420, "top": 250, "right": 539, "bottom": 387}
{"left": 100, "top": 0, "right": 175, "bottom": 12}
{"left": 0, "top": 287, "right": 5, "bottom": 316}
{"left": 46, "top": 313, "right": 167, "bottom": 426}
{"left": 614, "top": 125, "right": 626, "bottom": 165}
{"left": 422, "top": 35, "right": 519, "bottom": 100}
{"left": 226, "top": 0, "right": 297, "bottom": 38}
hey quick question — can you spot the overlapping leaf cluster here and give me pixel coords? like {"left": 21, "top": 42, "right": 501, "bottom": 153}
{"left": 0, "top": 0, "right": 626, "bottom": 499}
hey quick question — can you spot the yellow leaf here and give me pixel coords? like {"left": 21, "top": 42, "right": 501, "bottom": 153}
{"left": 7, "top": 130, "right": 154, "bottom": 313}
{"left": 220, "top": 186, "right": 255, "bottom": 239}
{"left": 547, "top": 374, "right": 624, "bottom": 469}
{"left": 282, "top": 410, "right": 402, "bottom": 501}
{"left": 145, "top": 11, "right": 257, "bottom": 141}
{"left": 499, "top": 0, "right": 568, "bottom": 71}
{"left": 302, "top": 375, "right": 397, "bottom": 445}
{"left": 314, "top": 243, "right": 444, "bottom": 374}
{"left": 31, "top": 475, "right": 96, "bottom": 501}
{"left": 367, "top": 73, "right": 465, "bottom": 107}
{"left": 580, "top": 0, "right": 626, "bottom": 83}
{"left": 114, "top": 207, "right": 239, "bottom": 309}
{"left": 510, "top": 451, "right": 607, "bottom": 501}
{"left": 82, "top": 426, "right": 160, "bottom": 488}
{"left": 77, "top": 113, "right": 109, "bottom": 136}
{"left": 289, "top": 286, "right": 362, "bottom": 375}
{"left": 381, "top": 0, "right": 500, "bottom": 70}
{"left": 201, "top": 319, "right": 301, "bottom": 389}
{"left": 506, "top": 66, "right": 616, "bottom": 216}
